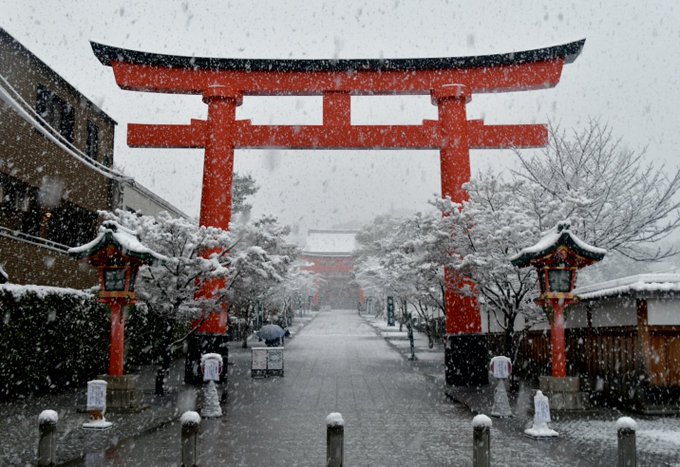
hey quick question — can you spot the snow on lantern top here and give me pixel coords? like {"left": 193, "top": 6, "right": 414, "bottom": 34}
{"left": 68, "top": 220, "right": 164, "bottom": 267}
{"left": 510, "top": 221, "right": 606, "bottom": 269}
{"left": 68, "top": 221, "right": 164, "bottom": 301}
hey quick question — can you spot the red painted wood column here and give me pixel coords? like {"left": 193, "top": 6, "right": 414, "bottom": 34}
{"left": 432, "top": 84, "right": 482, "bottom": 335}
{"left": 551, "top": 301, "right": 567, "bottom": 377}
{"left": 195, "top": 86, "right": 242, "bottom": 334}
{"left": 109, "top": 301, "right": 125, "bottom": 376}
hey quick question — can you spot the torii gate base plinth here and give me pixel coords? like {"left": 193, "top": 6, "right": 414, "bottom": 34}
{"left": 92, "top": 39, "right": 584, "bottom": 387}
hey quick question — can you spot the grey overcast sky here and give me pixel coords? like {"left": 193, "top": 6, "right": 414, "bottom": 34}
{"left": 2, "top": 1, "right": 679, "bottom": 233}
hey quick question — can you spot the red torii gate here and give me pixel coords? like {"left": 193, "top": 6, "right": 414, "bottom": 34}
{"left": 92, "top": 39, "right": 584, "bottom": 384}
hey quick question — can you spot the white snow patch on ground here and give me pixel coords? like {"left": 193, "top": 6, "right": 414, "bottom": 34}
{"left": 553, "top": 417, "right": 680, "bottom": 460}
{"left": 638, "top": 429, "right": 680, "bottom": 447}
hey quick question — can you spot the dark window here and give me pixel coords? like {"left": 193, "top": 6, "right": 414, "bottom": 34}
{"left": 47, "top": 201, "right": 98, "bottom": 246}
{"left": 86, "top": 121, "right": 99, "bottom": 160}
{"left": 35, "top": 85, "right": 74, "bottom": 143}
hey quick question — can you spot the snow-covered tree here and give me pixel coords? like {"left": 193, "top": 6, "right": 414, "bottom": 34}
{"left": 515, "top": 121, "right": 680, "bottom": 264}
{"left": 227, "top": 215, "right": 298, "bottom": 348}
{"left": 101, "top": 209, "right": 234, "bottom": 370}
{"left": 354, "top": 213, "right": 447, "bottom": 340}
{"left": 357, "top": 121, "right": 680, "bottom": 359}
{"left": 263, "top": 260, "right": 317, "bottom": 323}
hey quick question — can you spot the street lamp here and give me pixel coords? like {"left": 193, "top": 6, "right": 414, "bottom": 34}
{"left": 511, "top": 221, "right": 605, "bottom": 378}
{"left": 69, "top": 220, "right": 163, "bottom": 377}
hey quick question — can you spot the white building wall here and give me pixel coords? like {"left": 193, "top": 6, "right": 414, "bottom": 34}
{"left": 648, "top": 299, "right": 680, "bottom": 325}
{"left": 119, "top": 181, "right": 190, "bottom": 219}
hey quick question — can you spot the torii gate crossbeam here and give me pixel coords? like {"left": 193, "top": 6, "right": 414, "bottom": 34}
{"left": 92, "top": 39, "right": 584, "bottom": 386}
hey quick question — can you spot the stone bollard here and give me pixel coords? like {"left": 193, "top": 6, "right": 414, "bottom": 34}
{"left": 472, "top": 414, "right": 492, "bottom": 467}
{"left": 37, "top": 410, "right": 58, "bottom": 466}
{"left": 180, "top": 411, "right": 201, "bottom": 467}
{"left": 616, "top": 417, "right": 637, "bottom": 467}
{"left": 326, "top": 412, "right": 344, "bottom": 467}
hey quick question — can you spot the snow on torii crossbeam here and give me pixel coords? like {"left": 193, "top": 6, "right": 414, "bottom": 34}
{"left": 92, "top": 39, "right": 584, "bottom": 343}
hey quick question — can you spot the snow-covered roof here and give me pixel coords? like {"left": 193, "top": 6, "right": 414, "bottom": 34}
{"left": 573, "top": 273, "right": 680, "bottom": 300}
{"left": 302, "top": 230, "right": 358, "bottom": 257}
{"left": 68, "top": 221, "right": 165, "bottom": 263}
{"left": 510, "top": 221, "right": 606, "bottom": 266}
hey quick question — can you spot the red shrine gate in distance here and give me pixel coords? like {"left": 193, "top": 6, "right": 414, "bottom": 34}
{"left": 92, "top": 39, "right": 585, "bottom": 385}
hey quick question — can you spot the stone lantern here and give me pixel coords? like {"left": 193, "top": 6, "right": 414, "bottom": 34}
{"left": 511, "top": 221, "right": 605, "bottom": 409}
{"left": 69, "top": 220, "right": 163, "bottom": 409}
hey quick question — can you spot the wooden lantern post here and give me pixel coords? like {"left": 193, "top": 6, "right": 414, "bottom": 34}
{"left": 69, "top": 221, "right": 163, "bottom": 376}
{"left": 511, "top": 222, "right": 605, "bottom": 378}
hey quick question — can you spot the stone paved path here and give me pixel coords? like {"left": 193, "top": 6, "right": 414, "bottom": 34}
{"left": 89, "top": 309, "right": 613, "bottom": 466}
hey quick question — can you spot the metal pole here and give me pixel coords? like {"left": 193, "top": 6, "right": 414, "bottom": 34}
{"left": 180, "top": 411, "right": 201, "bottom": 467}
{"left": 326, "top": 412, "right": 344, "bottom": 467}
{"left": 617, "top": 417, "right": 637, "bottom": 467}
{"left": 472, "top": 414, "right": 491, "bottom": 467}
{"left": 37, "top": 410, "right": 58, "bottom": 466}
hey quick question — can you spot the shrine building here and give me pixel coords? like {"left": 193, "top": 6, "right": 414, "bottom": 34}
{"left": 301, "top": 229, "right": 362, "bottom": 310}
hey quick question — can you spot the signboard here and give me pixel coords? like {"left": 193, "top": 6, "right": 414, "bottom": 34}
{"left": 252, "top": 348, "right": 267, "bottom": 371}
{"left": 490, "top": 356, "right": 512, "bottom": 379}
{"left": 387, "top": 296, "right": 395, "bottom": 326}
{"left": 534, "top": 392, "right": 551, "bottom": 423}
{"left": 203, "top": 358, "right": 221, "bottom": 382}
{"left": 267, "top": 348, "right": 284, "bottom": 370}
{"left": 86, "top": 380, "right": 107, "bottom": 412}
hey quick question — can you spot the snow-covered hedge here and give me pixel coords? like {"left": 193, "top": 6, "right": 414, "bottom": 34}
{"left": 0, "top": 284, "right": 108, "bottom": 399}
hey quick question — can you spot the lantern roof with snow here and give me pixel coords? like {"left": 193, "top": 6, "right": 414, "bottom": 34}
{"left": 68, "top": 220, "right": 164, "bottom": 267}
{"left": 510, "top": 221, "right": 606, "bottom": 269}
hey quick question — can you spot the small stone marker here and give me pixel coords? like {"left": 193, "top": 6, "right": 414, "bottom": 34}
{"left": 83, "top": 380, "right": 112, "bottom": 430}
{"left": 489, "top": 356, "right": 512, "bottom": 418}
{"left": 524, "top": 390, "right": 558, "bottom": 438}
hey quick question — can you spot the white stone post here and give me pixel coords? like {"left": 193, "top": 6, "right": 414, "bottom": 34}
{"left": 524, "top": 390, "right": 558, "bottom": 438}
{"left": 180, "top": 411, "right": 201, "bottom": 467}
{"left": 489, "top": 356, "right": 512, "bottom": 418}
{"left": 200, "top": 353, "right": 223, "bottom": 418}
{"left": 37, "top": 410, "right": 58, "bottom": 466}
{"left": 472, "top": 414, "right": 491, "bottom": 467}
{"left": 326, "top": 412, "right": 344, "bottom": 467}
{"left": 616, "top": 417, "right": 637, "bottom": 467}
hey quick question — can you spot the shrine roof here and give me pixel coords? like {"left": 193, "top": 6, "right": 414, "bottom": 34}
{"left": 573, "top": 273, "right": 680, "bottom": 300}
{"left": 302, "top": 229, "right": 358, "bottom": 257}
{"left": 91, "top": 39, "right": 585, "bottom": 73}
